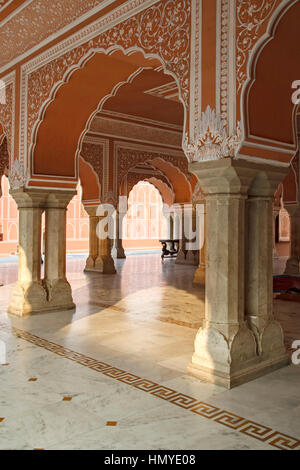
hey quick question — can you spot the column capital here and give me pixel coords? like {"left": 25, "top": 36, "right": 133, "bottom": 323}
{"left": 84, "top": 205, "right": 98, "bottom": 217}
{"left": 10, "top": 188, "right": 77, "bottom": 209}
{"left": 10, "top": 188, "right": 48, "bottom": 208}
{"left": 189, "top": 157, "right": 289, "bottom": 197}
{"left": 45, "top": 190, "right": 77, "bottom": 209}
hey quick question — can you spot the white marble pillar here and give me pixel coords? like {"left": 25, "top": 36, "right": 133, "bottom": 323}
{"left": 246, "top": 173, "right": 288, "bottom": 365}
{"left": 8, "top": 189, "right": 48, "bottom": 316}
{"left": 187, "top": 158, "right": 289, "bottom": 388}
{"left": 273, "top": 206, "right": 280, "bottom": 259}
{"left": 84, "top": 206, "right": 99, "bottom": 271}
{"left": 94, "top": 215, "right": 116, "bottom": 274}
{"left": 176, "top": 204, "right": 199, "bottom": 266}
{"left": 43, "top": 191, "right": 75, "bottom": 311}
{"left": 112, "top": 209, "right": 126, "bottom": 259}
{"left": 193, "top": 202, "right": 206, "bottom": 286}
{"left": 284, "top": 205, "right": 300, "bottom": 274}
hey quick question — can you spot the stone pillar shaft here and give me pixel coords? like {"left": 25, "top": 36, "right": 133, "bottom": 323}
{"left": 94, "top": 214, "right": 116, "bottom": 274}
{"left": 8, "top": 189, "right": 75, "bottom": 316}
{"left": 18, "top": 207, "right": 43, "bottom": 284}
{"left": 246, "top": 179, "right": 288, "bottom": 361}
{"left": 193, "top": 202, "right": 206, "bottom": 286}
{"left": 187, "top": 158, "right": 289, "bottom": 388}
{"left": 273, "top": 207, "right": 280, "bottom": 259}
{"left": 45, "top": 208, "right": 67, "bottom": 282}
{"left": 84, "top": 207, "right": 99, "bottom": 271}
{"left": 43, "top": 192, "right": 75, "bottom": 309}
{"left": 284, "top": 205, "right": 300, "bottom": 274}
{"left": 246, "top": 197, "right": 276, "bottom": 353}
{"left": 176, "top": 204, "right": 199, "bottom": 266}
{"left": 112, "top": 210, "right": 126, "bottom": 259}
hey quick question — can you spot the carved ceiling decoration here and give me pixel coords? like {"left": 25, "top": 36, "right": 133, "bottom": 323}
{"left": 236, "top": 0, "right": 280, "bottom": 94}
{"left": 26, "top": 0, "right": 190, "bottom": 161}
{"left": 80, "top": 142, "right": 103, "bottom": 186}
{"left": 0, "top": 136, "right": 9, "bottom": 177}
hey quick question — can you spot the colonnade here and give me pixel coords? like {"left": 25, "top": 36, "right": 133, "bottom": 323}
{"left": 8, "top": 189, "right": 75, "bottom": 316}
{"left": 7, "top": 160, "right": 292, "bottom": 387}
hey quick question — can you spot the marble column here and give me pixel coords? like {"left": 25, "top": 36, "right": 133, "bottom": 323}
{"left": 175, "top": 204, "right": 186, "bottom": 263}
{"left": 43, "top": 191, "right": 75, "bottom": 311}
{"left": 187, "top": 158, "right": 289, "bottom": 388}
{"left": 246, "top": 173, "right": 288, "bottom": 365}
{"left": 176, "top": 204, "right": 199, "bottom": 266}
{"left": 84, "top": 206, "right": 99, "bottom": 271}
{"left": 273, "top": 206, "right": 280, "bottom": 259}
{"left": 94, "top": 215, "right": 116, "bottom": 274}
{"left": 8, "top": 189, "right": 48, "bottom": 316}
{"left": 112, "top": 209, "right": 126, "bottom": 259}
{"left": 193, "top": 202, "right": 206, "bottom": 286}
{"left": 284, "top": 204, "right": 300, "bottom": 274}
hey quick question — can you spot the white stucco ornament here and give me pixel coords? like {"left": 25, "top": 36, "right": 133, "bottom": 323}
{"left": 184, "top": 106, "right": 242, "bottom": 162}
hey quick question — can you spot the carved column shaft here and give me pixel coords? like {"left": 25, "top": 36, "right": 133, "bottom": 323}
{"left": 84, "top": 207, "right": 99, "bottom": 271}
{"left": 112, "top": 209, "right": 126, "bottom": 259}
{"left": 193, "top": 201, "right": 206, "bottom": 286}
{"left": 188, "top": 158, "right": 289, "bottom": 389}
{"left": 8, "top": 189, "right": 75, "bottom": 316}
{"left": 94, "top": 214, "right": 116, "bottom": 274}
{"left": 284, "top": 205, "right": 300, "bottom": 274}
{"left": 44, "top": 192, "right": 75, "bottom": 309}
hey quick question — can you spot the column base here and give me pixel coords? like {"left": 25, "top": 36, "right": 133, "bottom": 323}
{"left": 176, "top": 250, "right": 199, "bottom": 265}
{"left": 175, "top": 249, "right": 186, "bottom": 264}
{"left": 94, "top": 256, "right": 116, "bottom": 274}
{"left": 193, "top": 265, "right": 205, "bottom": 285}
{"left": 84, "top": 255, "right": 97, "bottom": 272}
{"left": 8, "top": 281, "right": 49, "bottom": 317}
{"left": 44, "top": 278, "right": 75, "bottom": 311}
{"left": 187, "top": 324, "right": 290, "bottom": 389}
{"left": 187, "top": 354, "right": 290, "bottom": 389}
{"left": 284, "top": 256, "right": 300, "bottom": 275}
{"left": 111, "top": 247, "right": 126, "bottom": 259}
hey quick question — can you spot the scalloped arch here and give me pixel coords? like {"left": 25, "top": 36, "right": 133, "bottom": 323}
{"left": 30, "top": 47, "right": 188, "bottom": 188}
{"left": 239, "top": 0, "right": 300, "bottom": 165}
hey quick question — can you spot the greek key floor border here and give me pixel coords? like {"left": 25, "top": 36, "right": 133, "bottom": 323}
{"left": 0, "top": 321, "right": 299, "bottom": 451}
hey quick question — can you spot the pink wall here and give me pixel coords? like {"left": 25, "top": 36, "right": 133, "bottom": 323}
{"left": 123, "top": 181, "right": 166, "bottom": 250}
{"left": 0, "top": 178, "right": 166, "bottom": 255}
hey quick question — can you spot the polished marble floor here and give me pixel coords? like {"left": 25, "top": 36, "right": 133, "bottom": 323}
{"left": 0, "top": 254, "right": 299, "bottom": 450}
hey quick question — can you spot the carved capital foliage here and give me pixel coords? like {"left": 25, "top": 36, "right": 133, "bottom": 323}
{"left": 9, "top": 159, "right": 28, "bottom": 190}
{"left": 184, "top": 106, "right": 242, "bottom": 162}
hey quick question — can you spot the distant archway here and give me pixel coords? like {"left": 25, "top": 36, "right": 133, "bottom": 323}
{"left": 31, "top": 49, "right": 188, "bottom": 190}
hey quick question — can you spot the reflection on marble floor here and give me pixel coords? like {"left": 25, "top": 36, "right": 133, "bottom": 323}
{"left": 0, "top": 254, "right": 299, "bottom": 450}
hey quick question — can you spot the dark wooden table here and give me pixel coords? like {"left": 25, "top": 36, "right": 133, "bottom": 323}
{"left": 159, "top": 239, "right": 179, "bottom": 260}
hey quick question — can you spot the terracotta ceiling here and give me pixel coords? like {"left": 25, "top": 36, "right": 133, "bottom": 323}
{"left": 100, "top": 68, "right": 184, "bottom": 128}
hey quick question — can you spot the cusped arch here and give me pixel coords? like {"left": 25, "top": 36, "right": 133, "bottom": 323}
{"left": 79, "top": 156, "right": 101, "bottom": 206}
{"left": 146, "top": 177, "right": 175, "bottom": 207}
{"left": 31, "top": 48, "right": 188, "bottom": 189}
{"left": 147, "top": 157, "right": 192, "bottom": 203}
{"left": 239, "top": 0, "right": 300, "bottom": 164}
